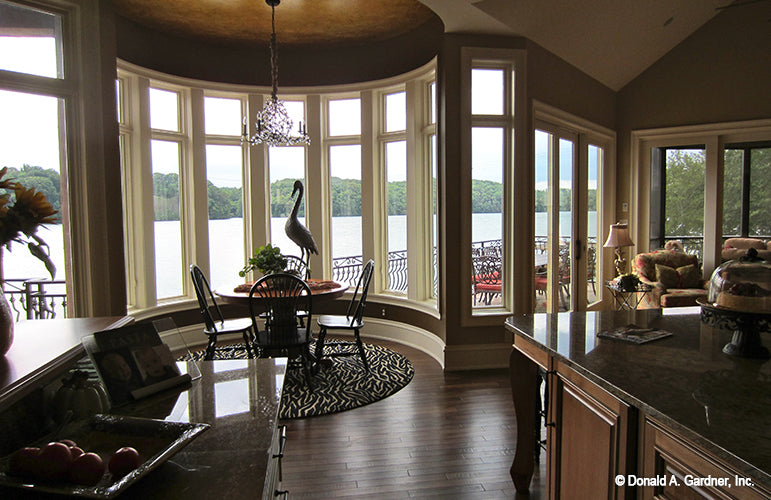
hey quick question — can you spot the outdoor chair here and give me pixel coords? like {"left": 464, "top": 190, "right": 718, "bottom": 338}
{"left": 315, "top": 259, "right": 374, "bottom": 372}
{"left": 190, "top": 264, "right": 254, "bottom": 360}
{"left": 249, "top": 273, "right": 315, "bottom": 390}
{"left": 472, "top": 254, "right": 502, "bottom": 305}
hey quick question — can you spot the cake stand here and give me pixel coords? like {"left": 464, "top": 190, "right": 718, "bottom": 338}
{"left": 698, "top": 298, "right": 770, "bottom": 359}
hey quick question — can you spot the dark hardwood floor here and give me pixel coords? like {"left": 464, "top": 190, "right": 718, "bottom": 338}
{"left": 279, "top": 337, "right": 547, "bottom": 499}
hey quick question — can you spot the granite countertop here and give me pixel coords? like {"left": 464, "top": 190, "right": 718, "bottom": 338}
{"left": 505, "top": 306, "right": 770, "bottom": 489}
{"left": 0, "top": 358, "right": 287, "bottom": 500}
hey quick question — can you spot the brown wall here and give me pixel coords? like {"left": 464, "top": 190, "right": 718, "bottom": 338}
{"left": 115, "top": 15, "right": 444, "bottom": 87}
{"left": 616, "top": 2, "right": 771, "bottom": 221}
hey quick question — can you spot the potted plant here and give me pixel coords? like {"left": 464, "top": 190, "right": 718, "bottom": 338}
{"left": 239, "top": 244, "right": 287, "bottom": 277}
{"left": 618, "top": 273, "right": 640, "bottom": 292}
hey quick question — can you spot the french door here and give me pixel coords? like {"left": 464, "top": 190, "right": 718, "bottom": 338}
{"left": 534, "top": 122, "right": 604, "bottom": 313}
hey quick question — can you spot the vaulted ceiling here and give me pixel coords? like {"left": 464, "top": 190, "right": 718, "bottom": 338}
{"left": 113, "top": 0, "right": 746, "bottom": 90}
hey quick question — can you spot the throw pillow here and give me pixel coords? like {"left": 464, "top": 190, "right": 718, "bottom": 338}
{"left": 676, "top": 264, "right": 702, "bottom": 288}
{"left": 655, "top": 263, "right": 701, "bottom": 289}
{"left": 656, "top": 264, "right": 679, "bottom": 289}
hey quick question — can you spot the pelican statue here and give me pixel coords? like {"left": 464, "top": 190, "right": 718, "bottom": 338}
{"left": 285, "top": 180, "right": 318, "bottom": 264}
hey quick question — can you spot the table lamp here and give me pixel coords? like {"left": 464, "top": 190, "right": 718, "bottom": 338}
{"left": 603, "top": 223, "right": 634, "bottom": 276}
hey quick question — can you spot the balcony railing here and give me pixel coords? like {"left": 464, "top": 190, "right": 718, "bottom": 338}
{"left": 2, "top": 278, "right": 68, "bottom": 321}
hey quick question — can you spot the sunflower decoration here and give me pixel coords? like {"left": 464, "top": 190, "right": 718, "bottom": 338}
{"left": 0, "top": 167, "right": 58, "bottom": 279}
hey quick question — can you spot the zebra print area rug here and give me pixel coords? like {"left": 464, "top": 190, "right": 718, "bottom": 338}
{"left": 186, "top": 340, "right": 414, "bottom": 419}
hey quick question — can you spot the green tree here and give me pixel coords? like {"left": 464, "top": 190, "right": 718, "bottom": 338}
{"left": 665, "top": 149, "right": 705, "bottom": 237}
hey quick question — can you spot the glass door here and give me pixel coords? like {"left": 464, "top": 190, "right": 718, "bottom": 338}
{"left": 535, "top": 124, "right": 602, "bottom": 312}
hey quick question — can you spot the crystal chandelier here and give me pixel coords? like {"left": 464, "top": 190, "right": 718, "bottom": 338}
{"left": 242, "top": 0, "right": 310, "bottom": 146}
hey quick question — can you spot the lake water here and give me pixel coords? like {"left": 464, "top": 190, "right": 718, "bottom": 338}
{"left": 4, "top": 212, "right": 596, "bottom": 299}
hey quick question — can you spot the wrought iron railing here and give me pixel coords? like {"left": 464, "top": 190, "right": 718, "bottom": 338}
{"left": 2, "top": 278, "right": 68, "bottom": 321}
{"left": 331, "top": 249, "right": 410, "bottom": 293}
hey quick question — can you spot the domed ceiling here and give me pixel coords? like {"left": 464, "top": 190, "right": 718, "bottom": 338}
{"left": 112, "top": 0, "right": 443, "bottom": 86}
{"left": 112, "top": 0, "right": 437, "bottom": 48}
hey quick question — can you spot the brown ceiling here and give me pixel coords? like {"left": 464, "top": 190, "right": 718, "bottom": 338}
{"left": 112, "top": 0, "right": 437, "bottom": 47}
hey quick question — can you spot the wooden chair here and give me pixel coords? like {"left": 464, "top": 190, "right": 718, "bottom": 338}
{"left": 315, "top": 260, "right": 374, "bottom": 372}
{"left": 283, "top": 255, "right": 311, "bottom": 280}
{"left": 190, "top": 264, "right": 254, "bottom": 360}
{"left": 249, "top": 273, "right": 315, "bottom": 390}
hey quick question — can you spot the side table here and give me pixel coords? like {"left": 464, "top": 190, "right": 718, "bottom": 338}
{"left": 605, "top": 280, "right": 653, "bottom": 310}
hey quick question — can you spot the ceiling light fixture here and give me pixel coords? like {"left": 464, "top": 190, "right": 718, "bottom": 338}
{"left": 242, "top": 0, "right": 310, "bottom": 147}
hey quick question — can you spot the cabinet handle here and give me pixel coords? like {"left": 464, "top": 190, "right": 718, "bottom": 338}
{"left": 273, "top": 424, "right": 287, "bottom": 459}
{"left": 545, "top": 422, "right": 556, "bottom": 427}
{"left": 275, "top": 489, "right": 289, "bottom": 499}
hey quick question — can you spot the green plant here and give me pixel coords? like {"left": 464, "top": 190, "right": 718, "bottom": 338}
{"left": 239, "top": 244, "right": 287, "bottom": 277}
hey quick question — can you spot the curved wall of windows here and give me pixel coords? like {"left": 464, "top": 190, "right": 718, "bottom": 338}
{"left": 118, "top": 60, "right": 438, "bottom": 319}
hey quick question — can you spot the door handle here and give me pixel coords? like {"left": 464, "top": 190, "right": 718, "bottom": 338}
{"left": 575, "top": 239, "right": 583, "bottom": 261}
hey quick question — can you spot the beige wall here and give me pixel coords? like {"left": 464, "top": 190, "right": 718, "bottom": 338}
{"left": 616, "top": 1, "right": 771, "bottom": 224}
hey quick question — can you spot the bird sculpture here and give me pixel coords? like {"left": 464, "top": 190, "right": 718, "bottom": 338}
{"left": 285, "top": 179, "right": 318, "bottom": 264}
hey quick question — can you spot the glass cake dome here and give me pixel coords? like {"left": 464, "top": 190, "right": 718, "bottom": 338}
{"left": 707, "top": 248, "right": 771, "bottom": 314}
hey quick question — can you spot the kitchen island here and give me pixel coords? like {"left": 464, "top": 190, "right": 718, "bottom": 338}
{"left": 505, "top": 307, "right": 770, "bottom": 499}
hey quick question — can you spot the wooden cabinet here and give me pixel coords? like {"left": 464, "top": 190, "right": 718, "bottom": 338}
{"left": 547, "top": 361, "right": 633, "bottom": 500}
{"left": 641, "top": 417, "right": 771, "bottom": 500}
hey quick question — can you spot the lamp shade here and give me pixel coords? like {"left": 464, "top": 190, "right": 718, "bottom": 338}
{"left": 603, "top": 223, "right": 634, "bottom": 248}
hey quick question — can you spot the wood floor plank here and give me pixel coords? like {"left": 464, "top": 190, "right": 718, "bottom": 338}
{"left": 280, "top": 337, "right": 547, "bottom": 498}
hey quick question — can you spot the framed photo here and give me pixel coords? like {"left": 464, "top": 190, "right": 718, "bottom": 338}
{"left": 83, "top": 323, "right": 191, "bottom": 406}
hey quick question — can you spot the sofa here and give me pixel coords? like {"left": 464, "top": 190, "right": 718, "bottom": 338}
{"left": 722, "top": 237, "right": 771, "bottom": 262}
{"left": 632, "top": 250, "right": 708, "bottom": 308}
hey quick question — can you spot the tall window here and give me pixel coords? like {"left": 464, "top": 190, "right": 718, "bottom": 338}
{"left": 328, "top": 97, "right": 362, "bottom": 287}
{"left": 269, "top": 101, "right": 307, "bottom": 258}
{"left": 723, "top": 142, "right": 771, "bottom": 240}
{"left": 150, "top": 88, "right": 185, "bottom": 298}
{"left": 383, "top": 91, "right": 407, "bottom": 293}
{"left": 0, "top": 1, "right": 69, "bottom": 318}
{"left": 651, "top": 147, "right": 706, "bottom": 258}
{"left": 470, "top": 66, "right": 510, "bottom": 309}
{"left": 204, "top": 96, "right": 244, "bottom": 290}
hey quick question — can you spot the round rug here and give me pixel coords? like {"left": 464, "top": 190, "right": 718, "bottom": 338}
{"left": 185, "top": 340, "right": 414, "bottom": 419}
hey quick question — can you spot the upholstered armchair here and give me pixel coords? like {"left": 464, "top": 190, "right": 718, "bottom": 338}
{"left": 721, "top": 238, "right": 771, "bottom": 262}
{"left": 632, "top": 250, "right": 708, "bottom": 308}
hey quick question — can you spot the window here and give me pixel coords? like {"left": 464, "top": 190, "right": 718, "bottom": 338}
{"left": 469, "top": 65, "right": 512, "bottom": 310}
{"left": 119, "top": 63, "right": 437, "bottom": 310}
{"left": 723, "top": 142, "right": 771, "bottom": 240}
{"left": 383, "top": 90, "right": 407, "bottom": 293}
{"left": 0, "top": 1, "right": 63, "bottom": 79}
{"left": 650, "top": 147, "right": 706, "bottom": 258}
{"left": 0, "top": 1, "right": 71, "bottom": 319}
{"left": 327, "top": 97, "right": 363, "bottom": 287}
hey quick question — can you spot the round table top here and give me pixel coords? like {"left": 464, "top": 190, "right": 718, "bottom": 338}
{"left": 215, "top": 279, "right": 348, "bottom": 305}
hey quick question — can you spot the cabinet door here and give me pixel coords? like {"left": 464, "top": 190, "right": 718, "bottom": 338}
{"left": 549, "top": 362, "right": 632, "bottom": 499}
{"left": 641, "top": 418, "right": 770, "bottom": 500}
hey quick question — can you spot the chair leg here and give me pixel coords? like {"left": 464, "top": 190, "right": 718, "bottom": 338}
{"left": 204, "top": 333, "right": 217, "bottom": 361}
{"left": 242, "top": 328, "right": 255, "bottom": 359}
{"left": 354, "top": 328, "right": 369, "bottom": 372}
{"left": 301, "top": 348, "right": 314, "bottom": 392}
{"left": 315, "top": 326, "right": 327, "bottom": 362}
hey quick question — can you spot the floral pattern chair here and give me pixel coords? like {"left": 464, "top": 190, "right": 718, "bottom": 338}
{"left": 633, "top": 250, "right": 708, "bottom": 308}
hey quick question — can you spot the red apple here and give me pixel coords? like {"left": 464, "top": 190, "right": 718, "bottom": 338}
{"left": 68, "top": 452, "right": 105, "bottom": 486}
{"left": 7, "top": 447, "right": 40, "bottom": 478}
{"left": 108, "top": 447, "right": 140, "bottom": 477}
{"left": 68, "top": 446, "right": 85, "bottom": 459}
{"left": 59, "top": 439, "right": 78, "bottom": 448}
{"left": 36, "top": 441, "right": 73, "bottom": 480}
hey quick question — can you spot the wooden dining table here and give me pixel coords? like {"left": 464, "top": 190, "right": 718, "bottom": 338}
{"left": 215, "top": 279, "right": 349, "bottom": 307}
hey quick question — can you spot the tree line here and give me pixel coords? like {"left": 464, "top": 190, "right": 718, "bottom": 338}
{"left": 3, "top": 165, "right": 599, "bottom": 222}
